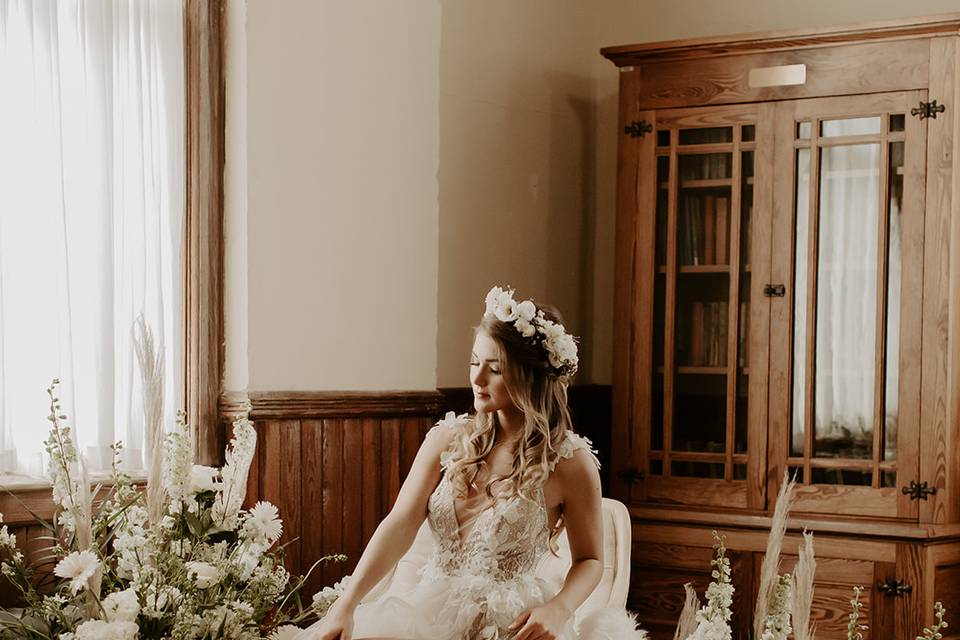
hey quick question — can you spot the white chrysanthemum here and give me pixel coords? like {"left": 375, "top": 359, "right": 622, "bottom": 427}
{"left": 269, "top": 625, "right": 302, "bottom": 640}
{"left": 102, "top": 587, "right": 140, "bottom": 623}
{"left": 186, "top": 561, "right": 220, "bottom": 588}
{"left": 189, "top": 464, "right": 220, "bottom": 493}
{"left": 53, "top": 550, "right": 100, "bottom": 594}
{"left": 243, "top": 501, "right": 283, "bottom": 546}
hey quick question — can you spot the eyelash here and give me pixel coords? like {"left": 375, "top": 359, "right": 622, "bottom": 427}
{"left": 469, "top": 361, "right": 501, "bottom": 375}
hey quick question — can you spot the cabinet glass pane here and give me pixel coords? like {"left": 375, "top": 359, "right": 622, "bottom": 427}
{"left": 679, "top": 127, "right": 732, "bottom": 145}
{"left": 820, "top": 116, "right": 881, "bottom": 137}
{"left": 673, "top": 373, "right": 726, "bottom": 452}
{"left": 657, "top": 156, "right": 669, "bottom": 267}
{"left": 675, "top": 273, "right": 729, "bottom": 367}
{"left": 813, "top": 143, "right": 880, "bottom": 459}
{"left": 885, "top": 142, "right": 904, "bottom": 461}
{"left": 791, "top": 148, "right": 811, "bottom": 457}
{"left": 811, "top": 467, "right": 872, "bottom": 486}
{"left": 679, "top": 153, "right": 731, "bottom": 181}
{"left": 672, "top": 461, "right": 725, "bottom": 478}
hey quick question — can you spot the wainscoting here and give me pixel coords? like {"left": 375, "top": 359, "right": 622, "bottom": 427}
{"left": 222, "top": 386, "right": 612, "bottom": 596}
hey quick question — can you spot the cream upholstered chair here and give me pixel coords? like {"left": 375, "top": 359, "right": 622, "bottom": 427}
{"left": 362, "top": 497, "right": 633, "bottom": 615}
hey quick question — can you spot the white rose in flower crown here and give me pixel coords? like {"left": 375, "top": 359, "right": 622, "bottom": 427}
{"left": 514, "top": 318, "right": 536, "bottom": 338}
{"left": 189, "top": 464, "right": 220, "bottom": 493}
{"left": 484, "top": 286, "right": 506, "bottom": 315}
{"left": 186, "top": 561, "right": 220, "bottom": 588}
{"left": 517, "top": 299, "right": 536, "bottom": 322}
{"left": 494, "top": 293, "right": 519, "bottom": 322}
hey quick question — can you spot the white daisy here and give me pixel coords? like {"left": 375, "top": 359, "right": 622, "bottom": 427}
{"left": 53, "top": 550, "right": 100, "bottom": 594}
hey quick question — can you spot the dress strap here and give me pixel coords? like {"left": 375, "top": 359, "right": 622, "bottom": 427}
{"left": 429, "top": 411, "right": 469, "bottom": 470}
{"left": 551, "top": 430, "right": 601, "bottom": 472}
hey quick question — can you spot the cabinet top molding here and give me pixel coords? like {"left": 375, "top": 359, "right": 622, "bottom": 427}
{"left": 601, "top": 12, "right": 960, "bottom": 66}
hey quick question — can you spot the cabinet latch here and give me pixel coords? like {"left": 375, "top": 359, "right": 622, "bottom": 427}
{"left": 763, "top": 284, "right": 786, "bottom": 297}
{"left": 877, "top": 579, "right": 913, "bottom": 597}
{"left": 902, "top": 480, "right": 938, "bottom": 501}
{"left": 624, "top": 121, "right": 653, "bottom": 138}
{"left": 910, "top": 100, "right": 946, "bottom": 120}
{"left": 617, "top": 467, "right": 644, "bottom": 485}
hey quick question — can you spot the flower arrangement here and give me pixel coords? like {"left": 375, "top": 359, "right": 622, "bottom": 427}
{"left": 483, "top": 286, "right": 579, "bottom": 377}
{"left": 0, "top": 325, "right": 344, "bottom": 639}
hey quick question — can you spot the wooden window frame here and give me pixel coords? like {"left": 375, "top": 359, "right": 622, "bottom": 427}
{"left": 184, "top": 0, "right": 225, "bottom": 466}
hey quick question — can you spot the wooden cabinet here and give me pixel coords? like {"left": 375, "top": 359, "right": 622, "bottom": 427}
{"left": 604, "top": 14, "right": 960, "bottom": 639}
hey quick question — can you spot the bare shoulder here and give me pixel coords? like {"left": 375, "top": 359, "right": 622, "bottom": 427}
{"left": 553, "top": 447, "right": 602, "bottom": 485}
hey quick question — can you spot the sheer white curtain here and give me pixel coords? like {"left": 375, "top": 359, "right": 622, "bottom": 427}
{"left": 0, "top": 0, "right": 184, "bottom": 476}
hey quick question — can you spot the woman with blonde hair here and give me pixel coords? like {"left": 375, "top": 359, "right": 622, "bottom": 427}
{"left": 298, "top": 287, "right": 645, "bottom": 640}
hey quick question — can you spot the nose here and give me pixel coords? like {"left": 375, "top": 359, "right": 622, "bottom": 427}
{"left": 471, "top": 365, "right": 486, "bottom": 388}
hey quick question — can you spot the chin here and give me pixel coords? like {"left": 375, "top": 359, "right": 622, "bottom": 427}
{"left": 474, "top": 396, "right": 496, "bottom": 413}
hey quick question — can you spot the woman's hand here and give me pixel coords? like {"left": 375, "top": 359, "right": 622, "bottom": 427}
{"left": 507, "top": 600, "right": 572, "bottom": 640}
{"left": 301, "top": 600, "right": 355, "bottom": 640}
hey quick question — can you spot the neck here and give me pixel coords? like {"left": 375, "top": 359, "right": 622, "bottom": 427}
{"left": 496, "top": 406, "right": 525, "bottom": 440}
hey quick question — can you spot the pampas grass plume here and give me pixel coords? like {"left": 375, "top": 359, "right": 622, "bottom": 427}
{"left": 133, "top": 316, "right": 166, "bottom": 526}
{"left": 673, "top": 582, "right": 700, "bottom": 640}
{"left": 754, "top": 471, "right": 796, "bottom": 639}
{"left": 792, "top": 530, "right": 817, "bottom": 640}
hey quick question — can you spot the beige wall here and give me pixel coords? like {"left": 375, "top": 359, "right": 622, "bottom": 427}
{"left": 226, "top": 2, "right": 958, "bottom": 392}
{"left": 225, "top": 0, "right": 441, "bottom": 391}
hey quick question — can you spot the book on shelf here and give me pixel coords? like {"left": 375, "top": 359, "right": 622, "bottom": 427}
{"left": 715, "top": 196, "right": 728, "bottom": 264}
{"left": 704, "top": 195, "right": 716, "bottom": 265}
{"left": 688, "top": 301, "right": 729, "bottom": 366}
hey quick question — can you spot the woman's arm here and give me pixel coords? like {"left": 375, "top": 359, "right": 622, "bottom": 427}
{"left": 511, "top": 449, "right": 604, "bottom": 639}
{"left": 333, "top": 424, "right": 454, "bottom": 609}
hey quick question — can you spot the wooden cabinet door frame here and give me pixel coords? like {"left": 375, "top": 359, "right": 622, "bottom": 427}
{"left": 767, "top": 91, "right": 927, "bottom": 519}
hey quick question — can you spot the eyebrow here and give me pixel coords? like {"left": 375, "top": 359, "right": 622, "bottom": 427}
{"left": 471, "top": 352, "right": 500, "bottom": 363}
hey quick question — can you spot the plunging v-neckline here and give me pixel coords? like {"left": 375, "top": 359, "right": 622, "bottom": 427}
{"left": 448, "top": 478, "right": 499, "bottom": 549}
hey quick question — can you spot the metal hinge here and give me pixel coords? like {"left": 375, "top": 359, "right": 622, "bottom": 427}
{"left": 877, "top": 579, "right": 913, "bottom": 597}
{"left": 624, "top": 120, "right": 653, "bottom": 138}
{"left": 763, "top": 284, "right": 786, "bottom": 297}
{"left": 617, "top": 467, "right": 644, "bottom": 485}
{"left": 902, "top": 480, "right": 938, "bottom": 501}
{"left": 910, "top": 100, "right": 946, "bottom": 120}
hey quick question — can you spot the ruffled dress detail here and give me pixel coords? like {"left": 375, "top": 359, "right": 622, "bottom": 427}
{"left": 305, "top": 414, "right": 646, "bottom": 640}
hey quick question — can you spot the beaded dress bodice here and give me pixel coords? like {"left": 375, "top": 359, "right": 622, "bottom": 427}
{"left": 425, "top": 472, "right": 550, "bottom": 583}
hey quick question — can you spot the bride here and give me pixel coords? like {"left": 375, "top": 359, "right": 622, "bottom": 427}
{"left": 297, "top": 287, "right": 645, "bottom": 640}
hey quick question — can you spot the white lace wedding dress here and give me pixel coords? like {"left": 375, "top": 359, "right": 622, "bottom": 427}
{"left": 300, "top": 419, "right": 646, "bottom": 640}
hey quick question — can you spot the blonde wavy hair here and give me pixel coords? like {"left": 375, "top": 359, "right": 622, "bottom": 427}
{"left": 445, "top": 305, "right": 576, "bottom": 505}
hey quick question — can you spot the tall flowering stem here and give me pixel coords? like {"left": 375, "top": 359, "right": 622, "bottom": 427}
{"left": 687, "top": 530, "right": 734, "bottom": 640}
{"left": 44, "top": 380, "right": 81, "bottom": 535}
{"left": 213, "top": 402, "right": 256, "bottom": 530}
{"left": 759, "top": 573, "right": 793, "bottom": 640}
{"left": 917, "top": 602, "right": 949, "bottom": 640}
{"left": 133, "top": 316, "right": 167, "bottom": 527}
{"left": 847, "top": 586, "right": 868, "bottom": 640}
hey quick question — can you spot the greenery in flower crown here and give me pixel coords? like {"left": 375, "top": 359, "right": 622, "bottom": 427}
{"left": 0, "top": 374, "right": 345, "bottom": 640}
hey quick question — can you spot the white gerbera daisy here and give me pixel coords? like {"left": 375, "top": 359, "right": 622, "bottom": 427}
{"left": 244, "top": 501, "right": 283, "bottom": 545}
{"left": 54, "top": 550, "right": 100, "bottom": 594}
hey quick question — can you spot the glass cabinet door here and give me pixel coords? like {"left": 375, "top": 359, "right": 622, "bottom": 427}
{"left": 641, "top": 106, "right": 767, "bottom": 509}
{"left": 769, "top": 93, "right": 926, "bottom": 519}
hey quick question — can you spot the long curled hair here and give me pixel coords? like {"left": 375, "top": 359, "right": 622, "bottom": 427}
{"left": 445, "top": 305, "right": 575, "bottom": 503}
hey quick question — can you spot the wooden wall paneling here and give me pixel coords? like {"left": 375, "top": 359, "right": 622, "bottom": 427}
{"left": 321, "top": 419, "right": 344, "bottom": 587}
{"left": 300, "top": 419, "right": 325, "bottom": 597}
{"left": 280, "top": 421, "right": 302, "bottom": 574}
{"left": 380, "top": 418, "right": 401, "bottom": 515}
{"left": 361, "top": 418, "right": 381, "bottom": 544}
{"left": 611, "top": 67, "right": 641, "bottom": 502}
{"left": 342, "top": 419, "right": 363, "bottom": 576}
{"left": 920, "top": 36, "right": 957, "bottom": 525}
{"left": 184, "top": 0, "right": 225, "bottom": 466}
{"left": 951, "top": 34, "right": 960, "bottom": 531}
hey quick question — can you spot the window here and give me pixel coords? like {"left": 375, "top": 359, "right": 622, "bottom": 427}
{"left": 0, "top": 1, "right": 195, "bottom": 476}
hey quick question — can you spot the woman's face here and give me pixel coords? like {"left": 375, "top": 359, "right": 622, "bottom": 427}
{"left": 470, "top": 331, "right": 515, "bottom": 414}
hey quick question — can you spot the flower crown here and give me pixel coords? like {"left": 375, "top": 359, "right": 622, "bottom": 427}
{"left": 484, "top": 286, "right": 579, "bottom": 378}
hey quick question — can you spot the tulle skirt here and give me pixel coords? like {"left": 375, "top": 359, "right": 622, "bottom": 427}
{"left": 296, "top": 571, "right": 646, "bottom": 640}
